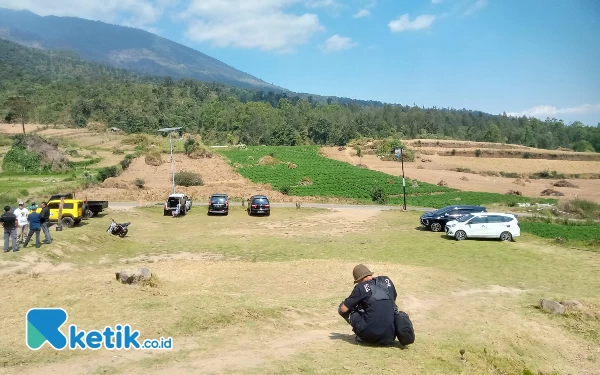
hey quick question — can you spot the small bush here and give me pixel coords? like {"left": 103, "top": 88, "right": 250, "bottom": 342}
{"left": 279, "top": 185, "right": 291, "bottom": 195}
{"left": 451, "top": 149, "right": 456, "bottom": 156}
{"left": 145, "top": 150, "right": 162, "bottom": 166}
{"left": 500, "top": 172, "right": 520, "bottom": 178}
{"left": 174, "top": 172, "right": 203, "bottom": 187}
{"left": 523, "top": 152, "right": 532, "bottom": 159}
{"left": 134, "top": 178, "right": 145, "bottom": 188}
{"left": 370, "top": 188, "right": 387, "bottom": 204}
{"left": 112, "top": 147, "right": 124, "bottom": 155}
{"left": 475, "top": 149, "right": 482, "bottom": 157}
{"left": 184, "top": 138, "right": 198, "bottom": 155}
{"left": 455, "top": 167, "right": 472, "bottom": 173}
{"left": 97, "top": 166, "right": 119, "bottom": 182}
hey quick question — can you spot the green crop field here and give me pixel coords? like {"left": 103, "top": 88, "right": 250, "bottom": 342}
{"left": 519, "top": 221, "right": 600, "bottom": 243}
{"left": 219, "top": 146, "right": 557, "bottom": 208}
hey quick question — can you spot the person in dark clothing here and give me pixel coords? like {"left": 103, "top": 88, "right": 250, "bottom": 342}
{"left": 338, "top": 264, "right": 415, "bottom": 346}
{"left": 1, "top": 205, "right": 19, "bottom": 252}
{"left": 24, "top": 205, "right": 41, "bottom": 248}
{"left": 39, "top": 202, "right": 52, "bottom": 244}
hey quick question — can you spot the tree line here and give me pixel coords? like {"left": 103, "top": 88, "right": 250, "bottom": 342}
{"left": 1, "top": 39, "right": 599, "bottom": 152}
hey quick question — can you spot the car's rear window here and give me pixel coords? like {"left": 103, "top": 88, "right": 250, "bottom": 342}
{"left": 212, "top": 196, "right": 227, "bottom": 202}
{"left": 253, "top": 198, "right": 269, "bottom": 203}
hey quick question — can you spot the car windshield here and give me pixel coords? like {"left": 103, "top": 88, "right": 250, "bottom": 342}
{"left": 253, "top": 198, "right": 268, "bottom": 203}
{"left": 458, "top": 214, "right": 474, "bottom": 222}
{"left": 430, "top": 207, "right": 451, "bottom": 215}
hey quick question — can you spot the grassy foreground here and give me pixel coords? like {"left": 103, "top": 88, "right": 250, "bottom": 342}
{"left": 0, "top": 205, "right": 598, "bottom": 374}
{"left": 0, "top": 207, "right": 600, "bottom": 374}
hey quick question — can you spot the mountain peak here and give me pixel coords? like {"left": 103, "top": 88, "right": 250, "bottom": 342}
{"left": 0, "top": 8, "right": 284, "bottom": 91}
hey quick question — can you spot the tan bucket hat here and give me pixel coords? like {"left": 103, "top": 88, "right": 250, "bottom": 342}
{"left": 353, "top": 264, "right": 373, "bottom": 283}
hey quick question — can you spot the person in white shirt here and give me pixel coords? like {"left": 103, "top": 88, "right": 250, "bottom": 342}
{"left": 14, "top": 202, "right": 29, "bottom": 243}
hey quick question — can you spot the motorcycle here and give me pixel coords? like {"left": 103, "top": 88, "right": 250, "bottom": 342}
{"left": 107, "top": 218, "right": 131, "bottom": 238}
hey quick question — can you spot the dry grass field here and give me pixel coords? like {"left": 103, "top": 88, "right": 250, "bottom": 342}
{"left": 0, "top": 206, "right": 598, "bottom": 375}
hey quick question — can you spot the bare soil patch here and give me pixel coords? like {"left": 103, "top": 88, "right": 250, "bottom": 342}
{"left": 321, "top": 146, "right": 600, "bottom": 203}
{"left": 76, "top": 153, "right": 295, "bottom": 202}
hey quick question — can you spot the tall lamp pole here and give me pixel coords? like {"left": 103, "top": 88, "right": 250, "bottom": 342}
{"left": 394, "top": 147, "right": 407, "bottom": 210}
{"left": 158, "top": 127, "right": 182, "bottom": 195}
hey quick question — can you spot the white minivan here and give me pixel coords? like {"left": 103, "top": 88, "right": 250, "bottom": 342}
{"left": 445, "top": 212, "right": 520, "bottom": 241}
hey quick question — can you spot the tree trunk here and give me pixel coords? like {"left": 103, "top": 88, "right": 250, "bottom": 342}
{"left": 21, "top": 118, "right": 26, "bottom": 135}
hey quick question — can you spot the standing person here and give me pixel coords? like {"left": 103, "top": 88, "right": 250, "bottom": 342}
{"left": 338, "top": 264, "right": 415, "bottom": 346}
{"left": 1, "top": 206, "right": 19, "bottom": 252}
{"left": 39, "top": 202, "right": 52, "bottom": 244}
{"left": 14, "top": 201, "right": 29, "bottom": 243}
{"left": 23, "top": 204, "right": 41, "bottom": 248}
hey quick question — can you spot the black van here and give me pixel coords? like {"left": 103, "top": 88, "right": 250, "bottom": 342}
{"left": 247, "top": 195, "right": 270, "bottom": 216}
{"left": 420, "top": 205, "right": 487, "bottom": 232}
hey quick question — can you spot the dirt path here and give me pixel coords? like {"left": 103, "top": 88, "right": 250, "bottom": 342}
{"left": 321, "top": 147, "right": 600, "bottom": 203}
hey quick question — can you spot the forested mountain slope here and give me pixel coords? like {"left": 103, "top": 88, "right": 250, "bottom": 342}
{"left": 1, "top": 39, "right": 598, "bottom": 151}
{"left": 0, "top": 8, "right": 282, "bottom": 91}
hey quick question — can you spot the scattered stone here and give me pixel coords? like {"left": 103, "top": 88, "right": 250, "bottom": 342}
{"left": 539, "top": 299, "right": 565, "bottom": 315}
{"left": 421, "top": 158, "right": 432, "bottom": 163}
{"left": 513, "top": 178, "right": 526, "bottom": 186}
{"left": 116, "top": 267, "right": 152, "bottom": 285}
{"left": 338, "top": 146, "right": 346, "bottom": 151}
{"left": 460, "top": 176, "right": 469, "bottom": 181}
{"left": 437, "top": 180, "right": 448, "bottom": 187}
{"left": 507, "top": 190, "right": 523, "bottom": 196}
{"left": 541, "top": 189, "right": 564, "bottom": 197}
{"left": 553, "top": 179, "right": 578, "bottom": 188}
{"left": 560, "top": 300, "right": 583, "bottom": 310}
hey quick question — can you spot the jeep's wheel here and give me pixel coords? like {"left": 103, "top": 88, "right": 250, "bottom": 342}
{"left": 430, "top": 222, "right": 442, "bottom": 232}
{"left": 61, "top": 217, "right": 75, "bottom": 228}
{"left": 119, "top": 229, "right": 128, "bottom": 238}
{"left": 455, "top": 230, "right": 466, "bottom": 241}
{"left": 500, "top": 231, "right": 513, "bottom": 242}
{"left": 84, "top": 209, "right": 93, "bottom": 219}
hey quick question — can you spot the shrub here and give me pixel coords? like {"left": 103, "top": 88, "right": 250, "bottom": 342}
{"left": 2, "top": 146, "right": 44, "bottom": 173}
{"left": 451, "top": 149, "right": 456, "bottom": 156}
{"left": 279, "top": 185, "right": 291, "bottom": 195}
{"left": 97, "top": 166, "right": 119, "bottom": 182}
{"left": 0, "top": 134, "right": 13, "bottom": 147}
{"left": 134, "top": 178, "right": 145, "bottom": 188}
{"left": 559, "top": 199, "right": 600, "bottom": 220}
{"left": 500, "top": 172, "right": 520, "bottom": 178}
{"left": 174, "top": 172, "right": 203, "bottom": 187}
{"left": 184, "top": 138, "right": 198, "bottom": 155}
{"left": 112, "top": 147, "right": 124, "bottom": 155}
{"left": 523, "top": 152, "right": 532, "bottom": 159}
{"left": 370, "top": 188, "right": 387, "bottom": 204}
{"left": 475, "top": 149, "right": 482, "bottom": 157}
{"left": 145, "top": 150, "right": 162, "bottom": 166}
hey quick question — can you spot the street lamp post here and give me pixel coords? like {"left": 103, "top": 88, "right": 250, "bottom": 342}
{"left": 158, "top": 127, "right": 182, "bottom": 195}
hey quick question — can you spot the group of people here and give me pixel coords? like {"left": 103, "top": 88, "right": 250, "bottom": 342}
{"left": 0, "top": 201, "right": 53, "bottom": 252}
{"left": 338, "top": 264, "right": 415, "bottom": 347}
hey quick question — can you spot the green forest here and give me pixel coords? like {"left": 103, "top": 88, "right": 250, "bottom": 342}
{"left": 1, "top": 39, "right": 599, "bottom": 151}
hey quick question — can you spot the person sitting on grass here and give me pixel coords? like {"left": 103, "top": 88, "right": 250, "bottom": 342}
{"left": 338, "top": 264, "right": 415, "bottom": 346}
{"left": 172, "top": 203, "right": 181, "bottom": 217}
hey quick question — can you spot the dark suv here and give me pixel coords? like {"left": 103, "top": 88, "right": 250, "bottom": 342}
{"left": 247, "top": 195, "right": 270, "bottom": 216}
{"left": 208, "top": 194, "right": 229, "bottom": 215}
{"left": 420, "top": 205, "right": 487, "bottom": 232}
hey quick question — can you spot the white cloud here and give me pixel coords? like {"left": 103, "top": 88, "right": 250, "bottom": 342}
{"left": 321, "top": 34, "right": 357, "bottom": 53}
{"left": 507, "top": 104, "right": 600, "bottom": 119}
{"left": 182, "top": 0, "right": 324, "bottom": 52}
{"left": 353, "top": 9, "right": 371, "bottom": 18}
{"left": 0, "top": 0, "right": 167, "bottom": 29}
{"left": 464, "top": 0, "right": 488, "bottom": 16}
{"left": 389, "top": 14, "right": 436, "bottom": 32}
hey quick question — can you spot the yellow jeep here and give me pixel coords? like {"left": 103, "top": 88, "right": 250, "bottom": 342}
{"left": 35, "top": 199, "right": 85, "bottom": 228}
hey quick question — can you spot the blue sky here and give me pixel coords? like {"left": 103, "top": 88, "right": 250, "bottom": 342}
{"left": 5, "top": 0, "right": 600, "bottom": 125}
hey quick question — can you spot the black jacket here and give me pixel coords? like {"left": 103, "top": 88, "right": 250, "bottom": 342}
{"left": 40, "top": 207, "right": 50, "bottom": 223}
